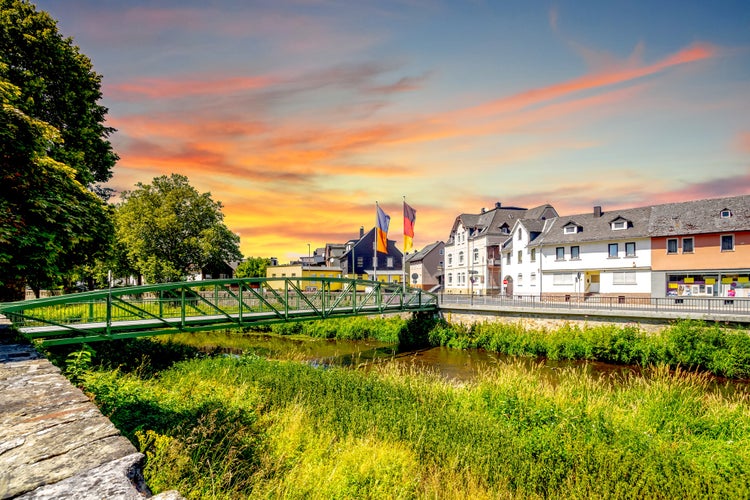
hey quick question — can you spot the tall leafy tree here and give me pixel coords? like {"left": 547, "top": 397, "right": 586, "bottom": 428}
{"left": 235, "top": 257, "right": 271, "bottom": 279}
{"left": 0, "top": 1, "right": 117, "bottom": 300}
{"left": 0, "top": 81, "right": 113, "bottom": 300}
{"left": 0, "top": 0, "right": 117, "bottom": 184}
{"left": 115, "top": 174, "right": 242, "bottom": 283}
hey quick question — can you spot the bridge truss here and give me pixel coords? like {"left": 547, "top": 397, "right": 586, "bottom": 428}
{"left": 0, "top": 278, "right": 438, "bottom": 347}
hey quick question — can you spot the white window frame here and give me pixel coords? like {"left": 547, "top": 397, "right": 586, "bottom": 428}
{"left": 564, "top": 225, "right": 577, "bottom": 234}
{"left": 555, "top": 247, "right": 564, "bottom": 260}
{"left": 608, "top": 243, "right": 619, "bottom": 258}
{"left": 611, "top": 220, "right": 627, "bottom": 230}
{"left": 721, "top": 234, "right": 735, "bottom": 252}
{"left": 682, "top": 237, "right": 694, "bottom": 254}
{"left": 667, "top": 238, "right": 678, "bottom": 254}
{"left": 625, "top": 242, "right": 636, "bottom": 257}
{"left": 613, "top": 271, "right": 637, "bottom": 285}
{"left": 553, "top": 273, "right": 574, "bottom": 285}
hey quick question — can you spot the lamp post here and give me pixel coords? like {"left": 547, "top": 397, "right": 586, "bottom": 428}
{"left": 307, "top": 243, "right": 311, "bottom": 258}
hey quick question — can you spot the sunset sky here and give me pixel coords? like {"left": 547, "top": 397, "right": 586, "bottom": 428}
{"left": 34, "top": 0, "right": 750, "bottom": 261}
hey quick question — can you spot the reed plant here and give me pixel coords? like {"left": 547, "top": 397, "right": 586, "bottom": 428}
{"left": 430, "top": 319, "right": 750, "bottom": 379}
{"left": 81, "top": 351, "right": 750, "bottom": 499}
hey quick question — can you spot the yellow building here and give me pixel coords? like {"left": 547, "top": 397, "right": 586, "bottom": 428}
{"left": 265, "top": 264, "right": 344, "bottom": 291}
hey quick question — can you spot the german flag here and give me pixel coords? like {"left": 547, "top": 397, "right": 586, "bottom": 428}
{"left": 403, "top": 201, "right": 416, "bottom": 253}
{"left": 376, "top": 204, "right": 390, "bottom": 253}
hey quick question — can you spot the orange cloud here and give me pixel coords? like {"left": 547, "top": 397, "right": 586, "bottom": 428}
{"left": 453, "top": 42, "right": 717, "bottom": 121}
{"left": 107, "top": 75, "right": 277, "bottom": 100}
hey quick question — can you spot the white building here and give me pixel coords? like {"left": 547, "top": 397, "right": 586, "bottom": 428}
{"left": 445, "top": 202, "right": 557, "bottom": 295}
{"left": 503, "top": 205, "right": 652, "bottom": 300}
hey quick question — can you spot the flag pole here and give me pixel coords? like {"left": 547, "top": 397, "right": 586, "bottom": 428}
{"left": 373, "top": 202, "right": 378, "bottom": 283}
{"left": 402, "top": 196, "right": 407, "bottom": 294}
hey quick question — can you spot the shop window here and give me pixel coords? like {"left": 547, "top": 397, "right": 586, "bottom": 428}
{"left": 571, "top": 246, "right": 580, "bottom": 259}
{"left": 667, "top": 238, "right": 678, "bottom": 254}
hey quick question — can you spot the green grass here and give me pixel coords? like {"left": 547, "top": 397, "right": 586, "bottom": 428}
{"left": 429, "top": 320, "right": 750, "bottom": 379}
{"left": 81, "top": 352, "right": 750, "bottom": 499}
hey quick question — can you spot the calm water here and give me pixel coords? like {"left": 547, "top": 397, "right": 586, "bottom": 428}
{"left": 171, "top": 331, "right": 748, "bottom": 394}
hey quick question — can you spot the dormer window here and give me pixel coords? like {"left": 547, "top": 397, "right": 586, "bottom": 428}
{"left": 500, "top": 224, "right": 510, "bottom": 235}
{"left": 721, "top": 209, "right": 732, "bottom": 219}
{"left": 611, "top": 219, "right": 627, "bottom": 230}
{"left": 564, "top": 225, "right": 578, "bottom": 234}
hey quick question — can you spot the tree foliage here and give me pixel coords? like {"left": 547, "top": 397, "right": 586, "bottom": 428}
{"left": 0, "top": 0, "right": 117, "bottom": 184}
{"left": 0, "top": 1, "right": 116, "bottom": 300}
{"left": 115, "top": 174, "right": 242, "bottom": 283}
{"left": 234, "top": 257, "right": 271, "bottom": 279}
{"left": 0, "top": 80, "right": 113, "bottom": 300}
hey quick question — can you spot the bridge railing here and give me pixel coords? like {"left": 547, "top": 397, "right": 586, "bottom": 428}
{"left": 0, "top": 278, "right": 438, "bottom": 345}
{"left": 439, "top": 293, "right": 750, "bottom": 316}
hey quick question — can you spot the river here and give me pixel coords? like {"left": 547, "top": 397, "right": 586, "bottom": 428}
{"left": 169, "top": 330, "right": 748, "bottom": 394}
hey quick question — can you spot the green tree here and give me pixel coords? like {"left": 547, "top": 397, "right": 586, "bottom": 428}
{"left": 0, "top": 0, "right": 117, "bottom": 184}
{"left": 115, "top": 174, "right": 242, "bottom": 283}
{"left": 0, "top": 1, "right": 117, "bottom": 300}
{"left": 0, "top": 81, "right": 113, "bottom": 300}
{"left": 235, "top": 257, "right": 271, "bottom": 278}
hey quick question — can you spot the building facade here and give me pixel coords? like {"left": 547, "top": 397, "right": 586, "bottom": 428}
{"left": 405, "top": 241, "right": 445, "bottom": 291}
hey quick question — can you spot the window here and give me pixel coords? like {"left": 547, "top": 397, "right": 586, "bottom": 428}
{"left": 447, "top": 273, "right": 452, "bottom": 285}
{"left": 571, "top": 246, "right": 580, "bottom": 259}
{"left": 357, "top": 256, "right": 363, "bottom": 267}
{"left": 387, "top": 257, "right": 394, "bottom": 267}
{"left": 517, "top": 229, "right": 522, "bottom": 240}
{"left": 500, "top": 224, "right": 510, "bottom": 234}
{"left": 564, "top": 225, "right": 577, "bottom": 234}
{"left": 556, "top": 247, "right": 564, "bottom": 260}
{"left": 530, "top": 249, "right": 536, "bottom": 262}
{"left": 613, "top": 271, "right": 637, "bottom": 285}
{"left": 473, "top": 248, "right": 479, "bottom": 263}
{"left": 625, "top": 242, "right": 636, "bottom": 257}
{"left": 517, "top": 273, "right": 523, "bottom": 286}
{"left": 721, "top": 234, "right": 734, "bottom": 252}
{"left": 608, "top": 243, "right": 619, "bottom": 258}
{"left": 667, "top": 238, "right": 678, "bottom": 254}
{"left": 611, "top": 220, "right": 627, "bottom": 230}
{"left": 530, "top": 272, "right": 537, "bottom": 285}
{"left": 682, "top": 238, "right": 694, "bottom": 254}
{"left": 447, "top": 254, "right": 453, "bottom": 266}
{"left": 459, "top": 251, "right": 464, "bottom": 264}
{"left": 721, "top": 209, "right": 732, "bottom": 218}
{"left": 553, "top": 273, "right": 574, "bottom": 285}
{"left": 517, "top": 250, "right": 523, "bottom": 264}
{"left": 505, "top": 252, "right": 511, "bottom": 265}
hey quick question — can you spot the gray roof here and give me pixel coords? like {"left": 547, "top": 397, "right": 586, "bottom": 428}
{"left": 539, "top": 206, "right": 652, "bottom": 245}
{"left": 405, "top": 241, "right": 444, "bottom": 263}
{"left": 449, "top": 204, "right": 557, "bottom": 242}
{"left": 648, "top": 194, "right": 750, "bottom": 236}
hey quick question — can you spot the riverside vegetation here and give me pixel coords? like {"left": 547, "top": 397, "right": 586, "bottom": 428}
{"left": 49, "top": 317, "right": 750, "bottom": 498}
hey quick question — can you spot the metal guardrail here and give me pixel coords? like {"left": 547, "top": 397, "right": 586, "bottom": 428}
{"left": 439, "top": 293, "right": 750, "bottom": 316}
{"left": 0, "top": 278, "right": 438, "bottom": 346}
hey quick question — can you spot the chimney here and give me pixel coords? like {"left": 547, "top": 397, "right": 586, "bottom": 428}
{"left": 481, "top": 208, "right": 486, "bottom": 214}
{"left": 495, "top": 202, "right": 502, "bottom": 209}
{"left": 359, "top": 226, "right": 364, "bottom": 238}
{"left": 593, "top": 206, "right": 602, "bottom": 217}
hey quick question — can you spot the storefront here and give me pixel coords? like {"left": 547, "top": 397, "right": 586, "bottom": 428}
{"left": 666, "top": 272, "right": 750, "bottom": 297}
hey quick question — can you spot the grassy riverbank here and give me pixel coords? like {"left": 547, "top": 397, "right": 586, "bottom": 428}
{"left": 81, "top": 351, "right": 750, "bottom": 499}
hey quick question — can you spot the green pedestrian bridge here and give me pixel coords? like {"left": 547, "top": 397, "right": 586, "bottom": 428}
{"left": 0, "top": 278, "right": 438, "bottom": 347}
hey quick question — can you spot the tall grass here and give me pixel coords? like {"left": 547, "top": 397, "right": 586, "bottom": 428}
{"left": 429, "top": 320, "right": 750, "bottom": 379}
{"left": 82, "top": 352, "right": 750, "bottom": 499}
